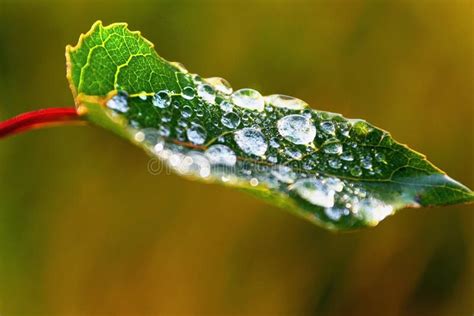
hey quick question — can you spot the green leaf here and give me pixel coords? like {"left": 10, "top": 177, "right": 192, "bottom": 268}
{"left": 66, "top": 21, "right": 473, "bottom": 231}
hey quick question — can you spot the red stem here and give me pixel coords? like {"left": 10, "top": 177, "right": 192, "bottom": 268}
{"left": 0, "top": 107, "right": 85, "bottom": 139}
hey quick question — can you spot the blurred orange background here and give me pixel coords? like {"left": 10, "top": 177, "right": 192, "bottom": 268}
{"left": 0, "top": 0, "right": 473, "bottom": 315}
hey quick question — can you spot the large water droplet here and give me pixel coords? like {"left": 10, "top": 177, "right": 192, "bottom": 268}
{"left": 187, "top": 124, "right": 207, "bottom": 145}
{"left": 221, "top": 112, "right": 241, "bottom": 129}
{"left": 231, "top": 89, "right": 265, "bottom": 112}
{"left": 264, "top": 94, "right": 308, "bottom": 110}
{"left": 234, "top": 128, "right": 268, "bottom": 157}
{"left": 106, "top": 92, "right": 129, "bottom": 113}
{"left": 277, "top": 114, "right": 316, "bottom": 145}
{"left": 291, "top": 178, "right": 336, "bottom": 208}
{"left": 182, "top": 86, "right": 196, "bottom": 100}
{"left": 205, "top": 77, "right": 233, "bottom": 95}
{"left": 205, "top": 144, "right": 237, "bottom": 166}
{"left": 197, "top": 84, "right": 215, "bottom": 103}
{"left": 152, "top": 90, "right": 171, "bottom": 108}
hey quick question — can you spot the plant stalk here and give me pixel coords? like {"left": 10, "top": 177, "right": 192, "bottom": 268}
{"left": 0, "top": 107, "right": 85, "bottom": 139}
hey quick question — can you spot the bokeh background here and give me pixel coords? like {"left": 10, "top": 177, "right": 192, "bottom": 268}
{"left": 0, "top": 0, "right": 473, "bottom": 315}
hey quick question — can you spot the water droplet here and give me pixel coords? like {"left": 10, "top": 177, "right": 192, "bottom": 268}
{"left": 323, "top": 141, "right": 343, "bottom": 155}
{"left": 350, "top": 165, "right": 362, "bottom": 177}
{"left": 219, "top": 101, "right": 233, "bottom": 112}
{"left": 285, "top": 148, "right": 303, "bottom": 160}
{"left": 325, "top": 208, "right": 345, "bottom": 221}
{"left": 291, "top": 178, "right": 336, "bottom": 208}
{"left": 267, "top": 155, "right": 278, "bottom": 163}
{"left": 231, "top": 88, "right": 265, "bottom": 112}
{"left": 320, "top": 121, "right": 336, "bottom": 135}
{"left": 250, "top": 178, "right": 259, "bottom": 187}
{"left": 154, "top": 140, "right": 164, "bottom": 153}
{"left": 187, "top": 124, "right": 207, "bottom": 144}
{"left": 170, "top": 61, "right": 188, "bottom": 73}
{"left": 328, "top": 158, "right": 342, "bottom": 169}
{"left": 161, "top": 113, "right": 172, "bottom": 122}
{"left": 340, "top": 152, "right": 354, "bottom": 161}
{"left": 152, "top": 90, "right": 171, "bottom": 108}
{"left": 269, "top": 138, "right": 280, "bottom": 148}
{"left": 158, "top": 125, "right": 170, "bottom": 137}
{"left": 264, "top": 94, "right": 308, "bottom": 110}
{"left": 277, "top": 114, "right": 316, "bottom": 145}
{"left": 197, "top": 84, "right": 215, "bottom": 103}
{"left": 234, "top": 128, "right": 268, "bottom": 157}
{"left": 205, "top": 144, "right": 237, "bottom": 166}
{"left": 186, "top": 153, "right": 211, "bottom": 178}
{"left": 134, "top": 131, "right": 145, "bottom": 142}
{"left": 181, "top": 106, "right": 193, "bottom": 118}
{"left": 106, "top": 92, "right": 129, "bottom": 113}
{"left": 195, "top": 108, "right": 205, "bottom": 117}
{"left": 136, "top": 128, "right": 162, "bottom": 145}
{"left": 205, "top": 77, "right": 233, "bottom": 95}
{"left": 361, "top": 156, "right": 373, "bottom": 169}
{"left": 302, "top": 110, "right": 313, "bottom": 119}
{"left": 221, "top": 112, "right": 241, "bottom": 129}
{"left": 271, "top": 165, "right": 296, "bottom": 184}
{"left": 182, "top": 86, "right": 196, "bottom": 100}
{"left": 375, "top": 152, "right": 387, "bottom": 164}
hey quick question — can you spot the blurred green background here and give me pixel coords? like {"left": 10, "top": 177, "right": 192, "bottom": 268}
{"left": 0, "top": 0, "right": 473, "bottom": 315}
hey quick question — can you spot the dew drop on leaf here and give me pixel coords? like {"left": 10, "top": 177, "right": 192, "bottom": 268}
{"left": 271, "top": 165, "right": 296, "bottom": 184}
{"left": 285, "top": 148, "right": 303, "bottom": 160}
{"left": 219, "top": 100, "right": 233, "bottom": 112}
{"left": 264, "top": 94, "right": 308, "bottom": 110}
{"left": 221, "top": 112, "right": 241, "bottom": 129}
{"left": 205, "top": 77, "right": 233, "bottom": 95}
{"left": 170, "top": 61, "right": 189, "bottom": 73}
{"left": 234, "top": 127, "right": 268, "bottom": 157}
{"left": 323, "top": 141, "right": 343, "bottom": 155}
{"left": 320, "top": 121, "right": 336, "bottom": 135}
{"left": 277, "top": 114, "right": 316, "bottom": 145}
{"left": 152, "top": 90, "right": 171, "bottom": 108}
{"left": 361, "top": 156, "right": 373, "bottom": 170}
{"left": 106, "top": 92, "right": 129, "bottom": 113}
{"left": 197, "top": 84, "right": 216, "bottom": 103}
{"left": 231, "top": 88, "right": 265, "bottom": 112}
{"left": 350, "top": 165, "right": 362, "bottom": 177}
{"left": 205, "top": 144, "right": 237, "bottom": 166}
{"left": 182, "top": 86, "right": 196, "bottom": 100}
{"left": 181, "top": 106, "right": 193, "bottom": 118}
{"left": 328, "top": 158, "right": 342, "bottom": 169}
{"left": 291, "top": 178, "right": 336, "bottom": 208}
{"left": 340, "top": 152, "right": 354, "bottom": 161}
{"left": 186, "top": 124, "right": 207, "bottom": 144}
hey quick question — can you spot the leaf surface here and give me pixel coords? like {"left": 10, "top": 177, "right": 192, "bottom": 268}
{"left": 66, "top": 21, "right": 473, "bottom": 230}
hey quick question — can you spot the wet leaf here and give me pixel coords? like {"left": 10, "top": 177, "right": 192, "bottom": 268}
{"left": 66, "top": 21, "right": 473, "bottom": 231}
